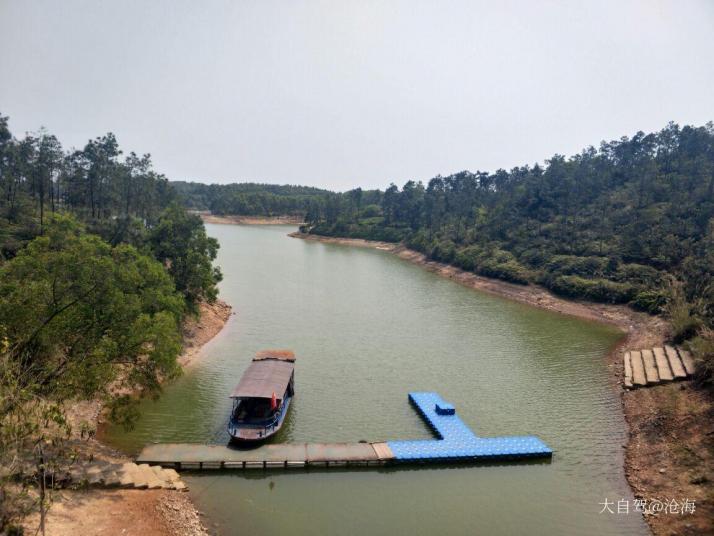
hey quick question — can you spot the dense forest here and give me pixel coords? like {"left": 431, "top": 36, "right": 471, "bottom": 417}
{"left": 173, "top": 180, "right": 332, "bottom": 217}
{"left": 302, "top": 123, "right": 714, "bottom": 385}
{"left": 0, "top": 113, "right": 222, "bottom": 531}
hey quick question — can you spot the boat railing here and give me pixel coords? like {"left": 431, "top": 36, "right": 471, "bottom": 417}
{"left": 229, "top": 410, "right": 282, "bottom": 437}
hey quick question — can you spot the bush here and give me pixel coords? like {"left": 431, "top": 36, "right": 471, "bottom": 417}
{"left": 431, "top": 239, "right": 456, "bottom": 263}
{"left": 548, "top": 275, "right": 637, "bottom": 303}
{"left": 688, "top": 328, "right": 714, "bottom": 390}
{"left": 544, "top": 255, "right": 610, "bottom": 277}
{"left": 630, "top": 289, "right": 668, "bottom": 314}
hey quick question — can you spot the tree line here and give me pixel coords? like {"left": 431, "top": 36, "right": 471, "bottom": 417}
{"left": 173, "top": 180, "right": 331, "bottom": 217}
{"left": 0, "top": 113, "right": 222, "bottom": 532}
{"left": 303, "top": 123, "right": 714, "bottom": 387}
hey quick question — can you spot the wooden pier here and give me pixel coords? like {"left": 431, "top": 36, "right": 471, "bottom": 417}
{"left": 624, "top": 346, "right": 696, "bottom": 389}
{"left": 137, "top": 442, "right": 395, "bottom": 469}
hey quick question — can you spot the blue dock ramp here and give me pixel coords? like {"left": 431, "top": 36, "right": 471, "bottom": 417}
{"left": 386, "top": 392, "right": 552, "bottom": 462}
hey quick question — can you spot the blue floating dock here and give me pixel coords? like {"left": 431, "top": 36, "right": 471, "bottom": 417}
{"left": 386, "top": 392, "right": 552, "bottom": 462}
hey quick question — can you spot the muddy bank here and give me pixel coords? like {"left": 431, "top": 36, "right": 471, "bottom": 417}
{"left": 26, "top": 299, "right": 233, "bottom": 536}
{"left": 200, "top": 213, "right": 303, "bottom": 225}
{"left": 290, "top": 232, "right": 713, "bottom": 535}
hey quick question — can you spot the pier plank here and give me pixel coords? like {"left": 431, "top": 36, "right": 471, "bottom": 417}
{"left": 371, "top": 442, "right": 395, "bottom": 461}
{"left": 665, "top": 345, "right": 687, "bottom": 379}
{"left": 677, "top": 348, "right": 696, "bottom": 375}
{"left": 623, "top": 352, "right": 633, "bottom": 388}
{"left": 652, "top": 347, "right": 673, "bottom": 381}
{"left": 630, "top": 351, "right": 647, "bottom": 386}
{"left": 641, "top": 349, "right": 659, "bottom": 384}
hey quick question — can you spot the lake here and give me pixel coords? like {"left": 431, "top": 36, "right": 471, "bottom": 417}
{"left": 105, "top": 224, "right": 649, "bottom": 535}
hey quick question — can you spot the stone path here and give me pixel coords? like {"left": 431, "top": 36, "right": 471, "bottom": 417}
{"left": 624, "top": 346, "right": 696, "bottom": 389}
{"left": 68, "top": 461, "right": 186, "bottom": 490}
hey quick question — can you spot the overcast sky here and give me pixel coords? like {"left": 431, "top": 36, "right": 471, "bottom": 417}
{"left": 1, "top": 1, "right": 713, "bottom": 191}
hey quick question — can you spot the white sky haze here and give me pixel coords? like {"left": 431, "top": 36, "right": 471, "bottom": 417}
{"left": 1, "top": 0, "right": 713, "bottom": 190}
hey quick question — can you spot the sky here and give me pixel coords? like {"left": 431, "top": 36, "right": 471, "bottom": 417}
{"left": 1, "top": 1, "right": 713, "bottom": 191}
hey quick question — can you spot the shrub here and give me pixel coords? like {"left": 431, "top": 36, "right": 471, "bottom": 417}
{"left": 688, "top": 328, "right": 714, "bottom": 391}
{"left": 544, "top": 255, "right": 609, "bottom": 278}
{"left": 630, "top": 290, "right": 668, "bottom": 314}
{"left": 431, "top": 240, "right": 456, "bottom": 263}
{"left": 548, "top": 275, "right": 637, "bottom": 303}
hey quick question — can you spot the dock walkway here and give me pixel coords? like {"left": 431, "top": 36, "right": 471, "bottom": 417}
{"left": 137, "top": 392, "right": 552, "bottom": 470}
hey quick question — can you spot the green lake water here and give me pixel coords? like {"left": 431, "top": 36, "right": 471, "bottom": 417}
{"left": 105, "top": 224, "right": 649, "bottom": 535}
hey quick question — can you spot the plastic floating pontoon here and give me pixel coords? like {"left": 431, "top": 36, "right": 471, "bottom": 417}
{"left": 386, "top": 392, "right": 552, "bottom": 461}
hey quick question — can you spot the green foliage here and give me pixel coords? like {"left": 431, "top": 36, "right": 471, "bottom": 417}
{"left": 666, "top": 283, "right": 704, "bottom": 344}
{"left": 0, "top": 214, "right": 184, "bottom": 404}
{"left": 149, "top": 203, "right": 222, "bottom": 310}
{"left": 303, "top": 122, "right": 714, "bottom": 316}
{"left": 549, "top": 275, "right": 637, "bottom": 303}
{"left": 172, "top": 181, "right": 333, "bottom": 217}
{"left": 688, "top": 328, "right": 714, "bottom": 390}
{"left": 630, "top": 290, "right": 668, "bottom": 314}
{"left": 0, "top": 215, "right": 187, "bottom": 531}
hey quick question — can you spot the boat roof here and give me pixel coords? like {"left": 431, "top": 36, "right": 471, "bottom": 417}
{"left": 230, "top": 352, "right": 295, "bottom": 399}
{"left": 253, "top": 349, "right": 295, "bottom": 362}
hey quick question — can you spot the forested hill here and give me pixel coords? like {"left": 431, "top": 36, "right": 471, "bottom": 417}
{"left": 303, "top": 123, "right": 714, "bottom": 381}
{"left": 173, "top": 180, "right": 332, "bottom": 217}
{"left": 0, "top": 111, "right": 223, "bottom": 467}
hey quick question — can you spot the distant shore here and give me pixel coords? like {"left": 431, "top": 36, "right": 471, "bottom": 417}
{"left": 25, "top": 299, "right": 233, "bottom": 536}
{"left": 289, "top": 231, "right": 713, "bottom": 535}
{"left": 199, "top": 213, "right": 303, "bottom": 225}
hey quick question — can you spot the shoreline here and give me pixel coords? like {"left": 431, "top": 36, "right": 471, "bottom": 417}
{"left": 25, "top": 299, "right": 233, "bottom": 536}
{"left": 200, "top": 213, "right": 303, "bottom": 225}
{"left": 289, "top": 232, "right": 713, "bottom": 535}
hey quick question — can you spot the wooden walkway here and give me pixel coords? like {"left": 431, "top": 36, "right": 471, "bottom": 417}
{"left": 137, "top": 442, "right": 395, "bottom": 469}
{"left": 624, "top": 346, "right": 696, "bottom": 389}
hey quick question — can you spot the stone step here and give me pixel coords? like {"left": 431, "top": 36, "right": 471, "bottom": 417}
{"left": 665, "top": 345, "right": 687, "bottom": 379}
{"left": 624, "top": 352, "right": 633, "bottom": 388}
{"left": 630, "top": 350, "right": 647, "bottom": 386}
{"left": 677, "top": 347, "right": 696, "bottom": 375}
{"left": 653, "top": 347, "right": 673, "bottom": 381}
{"left": 641, "top": 349, "right": 659, "bottom": 384}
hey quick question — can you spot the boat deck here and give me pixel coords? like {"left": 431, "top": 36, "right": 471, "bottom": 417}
{"left": 136, "top": 392, "right": 552, "bottom": 469}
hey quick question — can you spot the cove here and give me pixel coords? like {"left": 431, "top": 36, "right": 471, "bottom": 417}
{"left": 105, "top": 224, "right": 649, "bottom": 536}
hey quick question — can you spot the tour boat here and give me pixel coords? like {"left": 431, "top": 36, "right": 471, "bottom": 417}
{"left": 228, "top": 350, "right": 295, "bottom": 443}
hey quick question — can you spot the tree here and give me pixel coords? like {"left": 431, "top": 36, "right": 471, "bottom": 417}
{"left": 148, "top": 203, "right": 222, "bottom": 310}
{"left": 0, "top": 215, "right": 185, "bottom": 533}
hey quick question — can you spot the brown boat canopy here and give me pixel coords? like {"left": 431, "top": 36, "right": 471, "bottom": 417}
{"left": 230, "top": 350, "right": 296, "bottom": 400}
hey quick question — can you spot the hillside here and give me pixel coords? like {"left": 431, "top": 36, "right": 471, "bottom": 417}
{"left": 172, "top": 180, "right": 331, "bottom": 217}
{"left": 303, "top": 123, "right": 714, "bottom": 383}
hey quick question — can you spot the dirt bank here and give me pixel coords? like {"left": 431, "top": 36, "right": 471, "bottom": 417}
{"left": 23, "top": 489, "right": 209, "bottom": 536}
{"left": 290, "top": 232, "right": 713, "bottom": 535}
{"left": 200, "top": 213, "right": 303, "bottom": 225}
{"left": 179, "top": 299, "right": 233, "bottom": 368}
{"left": 24, "top": 299, "right": 233, "bottom": 536}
